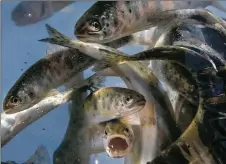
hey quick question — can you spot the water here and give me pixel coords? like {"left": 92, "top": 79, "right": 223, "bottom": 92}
{"left": 1, "top": 1, "right": 226, "bottom": 164}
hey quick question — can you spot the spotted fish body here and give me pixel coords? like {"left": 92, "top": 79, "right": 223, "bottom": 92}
{"left": 3, "top": 48, "right": 96, "bottom": 114}
{"left": 83, "top": 87, "right": 146, "bottom": 125}
{"left": 74, "top": 0, "right": 226, "bottom": 43}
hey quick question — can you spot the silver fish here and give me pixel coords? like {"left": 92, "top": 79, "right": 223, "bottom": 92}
{"left": 83, "top": 87, "right": 146, "bottom": 125}
{"left": 96, "top": 61, "right": 180, "bottom": 163}
{"left": 3, "top": 48, "right": 96, "bottom": 114}
{"left": 98, "top": 44, "right": 226, "bottom": 164}
{"left": 54, "top": 86, "right": 139, "bottom": 163}
{"left": 11, "top": 1, "right": 75, "bottom": 26}
{"left": 1, "top": 74, "right": 103, "bottom": 146}
{"left": 74, "top": 0, "right": 226, "bottom": 43}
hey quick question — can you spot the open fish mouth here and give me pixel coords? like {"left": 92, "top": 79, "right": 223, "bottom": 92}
{"left": 106, "top": 135, "right": 131, "bottom": 158}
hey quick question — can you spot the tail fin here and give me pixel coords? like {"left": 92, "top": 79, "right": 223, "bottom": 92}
{"left": 63, "top": 74, "right": 105, "bottom": 101}
{"left": 39, "top": 24, "right": 75, "bottom": 49}
{"left": 85, "top": 73, "right": 105, "bottom": 90}
{"left": 26, "top": 145, "right": 51, "bottom": 164}
{"left": 212, "top": 0, "right": 226, "bottom": 13}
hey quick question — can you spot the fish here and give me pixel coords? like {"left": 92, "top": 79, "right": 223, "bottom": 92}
{"left": 97, "top": 45, "right": 226, "bottom": 164}
{"left": 39, "top": 24, "right": 217, "bottom": 70}
{"left": 83, "top": 87, "right": 146, "bottom": 125}
{"left": 174, "top": 95, "right": 198, "bottom": 132}
{"left": 146, "top": 65, "right": 226, "bottom": 164}
{"left": 102, "top": 16, "right": 226, "bottom": 50}
{"left": 2, "top": 145, "right": 50, "bottom": 164}
{"left": 74, "top": 0, "right": 226, "bottom": 43}
{"left": 3, "top": 48, "right": 96, "bottom": 114}
{"left": 102, "top": 119, "right": 135, "bottom": 158}
{"left": 53, "top": 84, "right": 137, "bottom": 163}
{"left": 11, "top": 1, "right": 75, "bottom": 26}
{"left": 96, "top": 61, "right": 181, "bottom": 163}
{"left": 1, "top": 73, "right": 104, "bottom": 146}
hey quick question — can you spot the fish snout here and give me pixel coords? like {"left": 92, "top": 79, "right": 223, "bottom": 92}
{"left": 74, "top": 22, "right": 88, "bottom": 39}
{"left": 137, "top": 97, "right": 146, "bottom": 108}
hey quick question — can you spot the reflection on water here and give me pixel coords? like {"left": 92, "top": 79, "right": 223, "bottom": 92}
{"left": 1, "top": 1, "right": 226, "bottom": 164}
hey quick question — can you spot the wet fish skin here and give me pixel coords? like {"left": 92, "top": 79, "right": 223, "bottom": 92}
{"left": 1, "top": 73, "right": 104, "bottom": 146}
{"left": 39, "top": 24, "right": 216, "bottom": 72}
{"left": 83, "top": 87, "right": 146, "bottom": 124}
{"left": 98, "top": 61, "right": 181, "bottom": 163}
{"left": 162, "top": 62, "right": 198, "bottom": 105}
{"left": 103, "top": 119, "right": 135, "bottom": 158}
{"left": 174, "top": 95, "right": 198, "bottom": 132}
{"left": 74, "top": 0, "right": 226, "bottom": 43}
{"left": 128, "top": 47, "right": 226, "bottom": 164}
{"left": 11, "top": 1, "right": 75, "bottom": 26}
{"left": 150, "top": 17, "right": 226, "bottom": 106}
{"left": 3, "top": 48, "right": 96, "bottom": 114}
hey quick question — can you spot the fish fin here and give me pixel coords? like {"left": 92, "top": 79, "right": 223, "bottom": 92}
{"left": 212, "top": 0, "right": 226, "bottom": 13}
{"left": 46, "top": 89, "right": 61, "bottom": 97}
{"left": 85, "top": 73, "right": 105, "bottom": 90}
{"left": 39, "top": 24, "right": 74, "bottom": 48}
{"left": 66, "top": 74, "right": 105, "bottom": 102}
{"left": 26, "top": 145, "right": 50, "bottom": 164}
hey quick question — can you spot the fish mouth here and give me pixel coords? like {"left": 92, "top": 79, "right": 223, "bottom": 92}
{"left": 137, "top": 99, "right": 146, "bottom": 107}
{"left": 75, "top": 33, "right": 104, "bottom": 43}
{"left": 106, "top": 135, "right": 131, "bottom": 158}
{"left": 4, "top": 107, "right": 19, "bottom": 114}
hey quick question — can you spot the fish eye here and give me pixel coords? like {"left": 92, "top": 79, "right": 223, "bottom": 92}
{"left": 88, "top": 20, "right": 101, "bottom": 32}
{"left": 10, "top": 96, "right": 21, "bottom": 105}
{"left": 124, "top": 127, "right": 129, "bottom": 133}
{"left": 125, "top": 95, "right": 133, "bottom": 104}
{"left": 104, "top": 130, "right": 108, "bottom": 135}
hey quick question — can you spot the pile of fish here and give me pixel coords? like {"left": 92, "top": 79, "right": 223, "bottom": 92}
{"left": 2, "top": 1, "right": 226, "bottom": 164}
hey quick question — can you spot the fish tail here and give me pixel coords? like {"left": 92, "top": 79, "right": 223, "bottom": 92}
{"left": 39, "top": 24, "right": 74, "bottom": 48}
{"left": 84, "top": 74, "right": 105, "bottom": 91}
{"left": 91, "top": 46, "right": 183, "bottom": 72}
{"left": 212, "top": 0, "right": 226, "bottom": 13}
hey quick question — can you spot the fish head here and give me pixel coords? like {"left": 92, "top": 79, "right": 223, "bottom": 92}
{"left": 103, "top": 120, "right": 134, "bottom": 158}
{"left": 74, "top": 1, "right": 125, "bottom": 43}
{"left": 3, "top": 86, "right": 37, "bottom": 114}
{"left": 11, "top": 1, "right": 46, "bottom": 26}
{"left": 113, "top": 88, "right": 146, "bottom": 114}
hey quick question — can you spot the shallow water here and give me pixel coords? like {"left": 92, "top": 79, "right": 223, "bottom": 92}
{"left": 1, "top": 1, "right": 226, "bottom": 164}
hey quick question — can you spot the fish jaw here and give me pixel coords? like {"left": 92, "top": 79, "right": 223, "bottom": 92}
{"left": 104, "top": 134, "right": 133, "bottom": 158}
